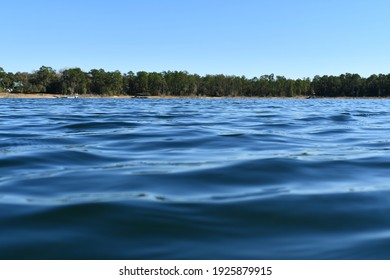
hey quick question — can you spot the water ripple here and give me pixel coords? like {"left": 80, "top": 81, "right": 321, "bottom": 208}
{"left": 1, "top": 98, "right": 390, "bottom": 259}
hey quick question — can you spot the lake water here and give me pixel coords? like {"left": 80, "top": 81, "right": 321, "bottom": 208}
{"left": 1, "top": 98, "right": 390, "bottom": 259}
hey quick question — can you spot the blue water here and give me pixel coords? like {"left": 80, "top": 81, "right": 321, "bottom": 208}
{"left": 1, "top": 98, "right": 390, "bottom": 259}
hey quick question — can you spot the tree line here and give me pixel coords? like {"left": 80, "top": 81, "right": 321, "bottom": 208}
{"left": 1, "top": 66, "right": 390, "bottom": 97}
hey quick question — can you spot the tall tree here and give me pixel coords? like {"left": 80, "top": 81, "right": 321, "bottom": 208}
{"left": 61, "top": 68, "right": 87, "bottom": 95}
{"left": 0, "top": 68, "right": 13, "bottom": 91}
{"left": 148, "top": 72, "right": 167, "bottom": 96}
{"left": 32, "top": 66, "right": 57, "bottom": 92}
{"left": 134, "top": 71, "right": 149, "bottom": 93}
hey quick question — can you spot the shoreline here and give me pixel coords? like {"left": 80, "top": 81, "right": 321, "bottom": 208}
{"left": 1, "top": 92, "right": 388, "bottom": 99}
{"left": 0, "top": 93, "right": 180, "bottom": 99}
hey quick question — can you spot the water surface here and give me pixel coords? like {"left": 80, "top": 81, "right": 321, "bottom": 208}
{"left": 1, "top": 98, "right": 390, "bottom": 259}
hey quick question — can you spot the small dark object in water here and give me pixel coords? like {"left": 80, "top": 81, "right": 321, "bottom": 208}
{"left": 307, "top": 91, "right": 316, "bottom": 99}
{"left": 132, "top": 92, "right": 149, "bottom": 99}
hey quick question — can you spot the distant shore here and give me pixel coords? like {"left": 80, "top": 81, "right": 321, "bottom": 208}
{"left": 0, "top": 92, "right": 304, "bottom": 99}
{"left": 1, "top": 92, "right": 388, "bottom": 99}
{"left": 0, "top": 92, "right": 166, "bottom": 99}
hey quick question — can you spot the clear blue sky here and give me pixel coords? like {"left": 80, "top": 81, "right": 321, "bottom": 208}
{"left": 2, "top": 0, "right": 390, "bottom": 79}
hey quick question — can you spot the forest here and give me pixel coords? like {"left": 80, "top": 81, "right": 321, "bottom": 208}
{"left": 1, "top": 66, "right": 390, "bottom": 98}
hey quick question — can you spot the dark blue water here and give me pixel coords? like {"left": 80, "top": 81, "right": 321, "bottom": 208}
{"left": 1, "top": 98, "right": 390, "bottom": 259}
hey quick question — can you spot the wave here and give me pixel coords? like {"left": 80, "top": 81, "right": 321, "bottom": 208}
{"left": 1, "top": 98, "right": 390, "bottom": 259}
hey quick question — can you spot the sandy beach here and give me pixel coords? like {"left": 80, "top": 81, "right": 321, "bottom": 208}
{"left": 0, "top": 92, "right": 57, "bottom": 98}
{"left": 0, "top": 92, "right": 160, "bottom": 99}
{"left": 1, "top": 92, "right": 385, "bottom": 99}
{"left": 0, "top": 92, "right": 264, "bottom": 99}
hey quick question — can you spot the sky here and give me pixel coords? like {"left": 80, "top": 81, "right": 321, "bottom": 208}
{"left": 2, "top": 0, "right": 390, "bottom": 79}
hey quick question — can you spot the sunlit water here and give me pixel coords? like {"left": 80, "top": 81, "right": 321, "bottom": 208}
{"left": 1, "top": 98, "right": 390, "bottom": 259}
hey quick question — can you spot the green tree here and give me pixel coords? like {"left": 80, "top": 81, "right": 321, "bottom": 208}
{"left": 32, "top": 66, "right": 57, "bottom": 92}
{"left": 134, "top": 71, "right": 149, "bottom": 93}
{"left": 148, "top": 72, "right": 167, "bottom": 96}
{"left": 61, "top": 68, "right": 87, "bottom": 95}
{"left": 123, "top": 71, "right": 136, "bottom": 95}
{"left": 88, "top": 69, "right": 106, "bottom": 94}
{"left": 164, "top": 71, "right": 199, "bottom": 96}
{"left": 12, "top": 72, "right": 34, "bottom": 93}
{"left": 0, "top": 68, "right": 14, "bottom": 91}
{"left": 106, "top": 70, "right": 124, "bottom": 95}
{"left": 88, "top": 69, "right": 124, "bottom": 95}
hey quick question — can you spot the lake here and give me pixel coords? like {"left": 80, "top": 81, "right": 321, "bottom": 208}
{"left": 1, "top": 98, "right": 390, "bottom": 259}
